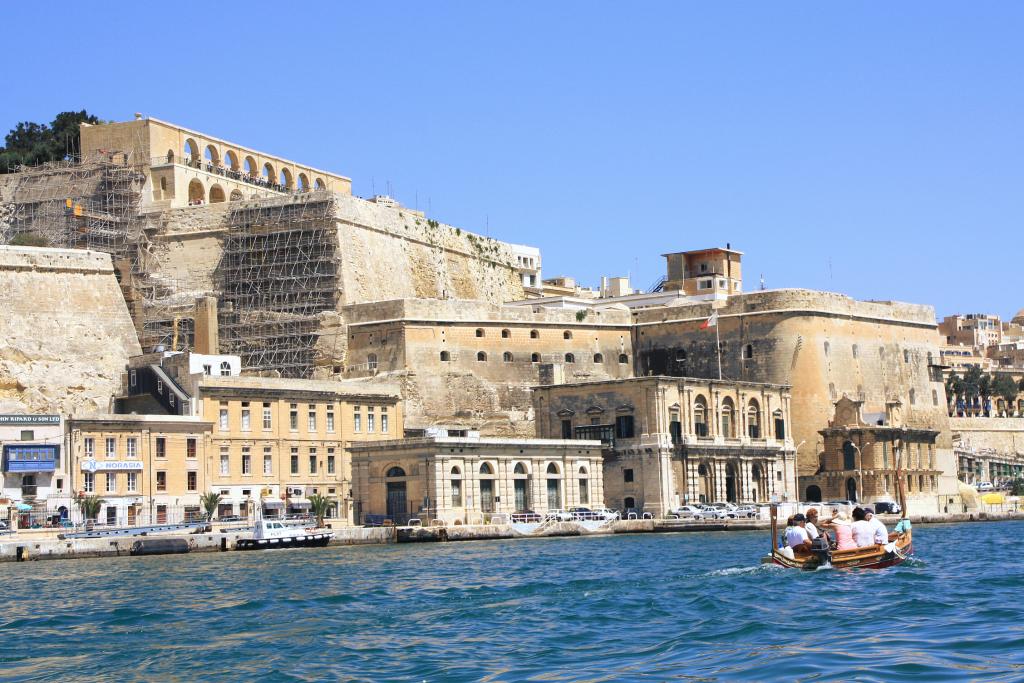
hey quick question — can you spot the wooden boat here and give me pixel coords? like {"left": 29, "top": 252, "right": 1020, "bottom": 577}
{"left": 236, "top": 519, "right": 333, "bottom": 550}
{"left": 764, "top": 458, "right": 914, "bottom": 570}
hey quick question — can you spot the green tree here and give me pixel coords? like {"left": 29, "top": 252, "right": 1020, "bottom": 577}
{"left": 962, "top": 365, "right": 984, "bottom": 414}
{"left": 8, "top": 233, "right": 50, "bottom": 247}
{"left": 945, "top": 373, "right": 963, "bottom": 412}
{"left": 1011, "top": 479, "right": 1024, "bottom": 497}
{"left": 992, "top": 374, "right": 1020, "bottom": 416}
{"left": 307, "top": 493, "right": 334, "bottom": 528}
{"left": 75, "top": 495, "right": 105, "bottom": 522}
{"left": 200, "top": 491, "right": 222, "bottom": 521}
{"left": 0, "top": 110, "right": 102, "bottom": 171}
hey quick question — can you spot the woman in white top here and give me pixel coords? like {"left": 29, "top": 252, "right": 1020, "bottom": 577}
{"left": 850, "top": 507, "right": 876, "bottom": 547}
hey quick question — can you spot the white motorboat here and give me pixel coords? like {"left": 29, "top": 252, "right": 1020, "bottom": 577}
{"left": 236, "top": 519, "right": 333, "bottom": 550}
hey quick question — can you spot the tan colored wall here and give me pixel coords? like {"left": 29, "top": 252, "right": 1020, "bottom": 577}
{"left": 951, "top": 417, "right": 1024, "bottom": 455}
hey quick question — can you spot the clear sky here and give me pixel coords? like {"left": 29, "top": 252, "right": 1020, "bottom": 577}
{"left": 3, "top": 2, "right": 1022, "bottom": 319}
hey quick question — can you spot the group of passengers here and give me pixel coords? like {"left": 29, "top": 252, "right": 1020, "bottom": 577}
{"left": 783, "top": 506, "right": 890, "bottom": 553}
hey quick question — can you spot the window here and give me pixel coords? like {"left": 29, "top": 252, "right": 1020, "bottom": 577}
{"left": 694, "top": 398, "right": 709, "bottom": 437}
{"left": 882, "top": 441, "right": 889, "bottom": 468}
{"left": 156, "top": 437, "right": 166, "bottom": 459}
{"left": 327, "top": 448, "right": 336, "bottom": 475}
{"left": 219, "top": 402, "right": 229, "bottom": 431}
{"left": 904, "top": 349, "right": 910, "bottom": 363}
{"left": 843, "top": 441, "right": 857, "bottom": 470}
{"left": 852, "top": 344, "right": 859, "bottom": 359}
{"left": 186, "top": 437, "right": 196, "bottom": 459}
{"left": 563, "top": 331, "right": 572, "bottom": 340}
{"left": 327, "top": 406, "right": 335, "bottom": 432}
{"left": 616, "top": 415, "right": 635, "bottom": 439}
{"left": 623, "top": 468, "right": 634, "bottom": 483}
{"left": 501, "top": 329, "right": 511, "bottom": 338}
{"left": 290, "top": 448, "right": 299, "bottom": 475}
{"left": 84, "top": 437, "right": 94, "bottom": 458}
{"left": 367, "top": 407, "right": 376, "bottom": 433}
{"left": 84, "top": 471, "right": 95, "bottom": 493}
{"left": 743, "top": 344, "right": 753, "bottom": 360}
{"left": 264, "top": 447, "right": 273, "bottom": 475}
{"left": 561, "top": 419, "right": 573, "bottom": 439}
{"left": 242, "top": 447, "right": 251, "bottom": 475}
{"left": 367, "top": 353, "right": 378, "bottom": 371}
{"left": 477, "top": 351, "right": 487, "bottom": 362}
{"left": 263, "top": 403, "right": 272, "bottom": 430}
{"left": 309, "top": 448, "right": 318, "bottom": 475}
{"left": 157, "top": 379, "right": 163, "bottom": 394}
{"left": 932, "top": 389, "right": 939, "bottom": 407}
{"left": 220, "top": 361, "right": 231, "bottom": 376}
{"left": 593, "top": 353, "right": 603, "bottom": 363}
{"left": 127, "top": 472, "right": 137, "bottom": 493}
{"left": 773, "top": 410, "right": 785, "bottom": 440}
{"left": 565, "top": 353, "right": 575, "bottom": 363}
{"left": 126, "top": 437, "right": 137, "bottom": 458}
{"left": 203, "top": 364, "right": 212, "bottom": 376}
{"left": 381, "top": 407, "right": 389, "bottom": 434}
{"left": 476, "top": 328, "right": 485, "bottom": 338}
{"left": 747, "top": 402, "right": 760, "bottom": 439}
{"left": 156, "top": 471, "right": 167, "bottom": 492}
{"left": 289, "top": 403, "right": 298, "bottom": 431}
{"left": 241, "top": 402, "right": 251, "bottom": 431}
{"left": 220, "top": 448, "right": 229, "bottom": 475}
{"left": 451, "top": 467, "right": 462, "bottom": 506}
{"left": 503, "top": 351, "right": 513, "bottom": 362}
{"left": 354, "top": 406, "right": 361, "bottom": 432}
{"left": 440, "top": 351, "right": 451, "bottom": 361}
{"left": 530, "top": 330, "right": 539, "bottom": 339}
{"left": 531, "top": 353, "right": 541, "bottom": 363}
{"left": 618, "top": 354, "right": 628, "bottom": 364}
{"left": 130, "top": 369, "right": 137, "bottom": 387}
{"left": 698, "top": 279, "right": 712, "bottom": 290}
{"left": 721, "top": 399, "right": 734, "bottom": 438}
{"left": 308, "top": 404, "right": 317, "bottom": 432}
{"left": 187, "top": 471, "right": 197, "bottom": 492}
{"left": 579, "top": 476, "right": 589, "bottom": 504}
{"left": 824, "top": 341, "right": 830, "bottom": 356}
{"left": 106, "top": 472, "right": 116, "bottom": 493}
{"left": 909, "top": 389, "right": 916, "bottom": 405}
{"left": 106, "top": 437, "right": 116, "bottom": 458}
{"left": 929, "top": 444, "right": 935, "bottom": 469}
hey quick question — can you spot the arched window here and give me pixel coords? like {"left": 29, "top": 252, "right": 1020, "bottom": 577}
{"left": 593, "top": 353, "right": 603, "bottom": 363}
{"left": 476, "top": 351, "right": 487, "bottom": 361}
{"left": 165, "top": 149, "right": 174, "bottom": 163}
{"left": 386, "top": 466, "right": 406, "bottom": 478}
{"left": 224, "top": 150, "right": 239, "bottom": 171}
{"left": 743, "top": 344, "right": 753, "bottom": 360}
{"left": 501, "top": 329, "right": 510, "bottom": 338}
{"left": 564, "top": 353, "right": 575, "bottom": 363}
{"left": 451, "top": 465, "right": 461, "bottom": 476}
{"left": 298, "top": 173, "right": 310, "bottom": 192}
{"left": 440, "top": 351, "right": 450, "bottom": 361}
{"left": 450, "top": 466, "right": 462, "bottom": 506}
{"left": 530, "top": 329, "right": 539, "bottom": 339}
{"left": 219, "top": 361, "right": 231, "bottom": 376}
{"left": 720, "top": 398, "right": 734, "bottom": 438}
{"left": 314, "top": 178, "right": 326, "bottom": 190}
{"left": 563, "top": 331, "right": 572, "bottom": 340}
{"left": 262, "top": 163, "right": 275, "bottom": 184}
{"left": 480, "top": 462, "right": 494, "bottom": 475}
{"left": 367, "top": 353, "right": 378, "bottom": 371}
{"left": 475, "top": 328, "right": 485, "bottom": 338}
{"left": 209, "top": 185, "right": 226, "bottom": 203}
{"left": 187, "top": 179, "right": 205, "bottom": 205}
{"left": 514, "top": 462, "right": 527, "bottom": 474}
{"left": 747, "top": 399, "right": 760, "bottom": 438}
{"left": 280, "top": 168, "right": 294, "bottom": 190}
{"left": 204, "top": 145, "right": 220, "bottom": 167}
{"left": 531, "top": 353, "right": 540, "bottom": 363}
{"left": 546, "top": 462, "right": 560, "bottom": 474}
{"left": 578, "top": 465, "right": 588, "bottom": 475}
{"left": 694, "top": 396, "right": 708, "bottom": 437}
{"left": 503, "top": 352, "right": 513, "bottom": 362}
{"left": 184, "top": 138, "right": 199, "bottom": 164}
{"left": 244, "top": 156, "right": 257, "bottom": 176}
{"left": 618, "top": 354, "right": 628, "bottom": 364}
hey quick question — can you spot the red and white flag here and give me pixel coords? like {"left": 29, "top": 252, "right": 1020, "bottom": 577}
{"left": 700, "top": 312, "right": 719, "bottom": 330}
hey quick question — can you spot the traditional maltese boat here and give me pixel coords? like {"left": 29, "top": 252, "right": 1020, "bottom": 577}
{"left": 764, "top": 463, "right": 913, "bottom": 570}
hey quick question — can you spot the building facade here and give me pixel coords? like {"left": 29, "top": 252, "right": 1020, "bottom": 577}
{"left": 349, "top": 437, "right": 604, "bottom": 525}
{"left": 0, "top": 414, "right": 69, "bottom": 526}
{"left": 533, "top": 377, "right": 797, "bottom": 515}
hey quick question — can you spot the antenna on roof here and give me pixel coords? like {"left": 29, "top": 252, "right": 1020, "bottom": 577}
{"left": 760, "top": 274, "right": 766, "bottom": 290}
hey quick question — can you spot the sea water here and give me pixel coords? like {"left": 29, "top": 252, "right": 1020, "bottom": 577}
{"left": 2, "top": 522, "right": 1023, "bottom": 682}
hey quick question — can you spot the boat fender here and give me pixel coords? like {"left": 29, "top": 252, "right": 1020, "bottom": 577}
{"left": 779, "top": 546, "right": 795, "bottom": 560}
{"left": 894, "top": 519, "right": 911, "bottom": 534}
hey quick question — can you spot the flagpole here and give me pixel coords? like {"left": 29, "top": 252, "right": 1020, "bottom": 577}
{"left": 715, "top": 319, "right": 722, "bottom": 380}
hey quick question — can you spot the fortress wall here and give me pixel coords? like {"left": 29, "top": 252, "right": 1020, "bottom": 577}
{"left": 0, "top": 246, "right": 142, "bottom": 414}
{"left": 951, "top": 417, "right": 1024, "bottom": 455}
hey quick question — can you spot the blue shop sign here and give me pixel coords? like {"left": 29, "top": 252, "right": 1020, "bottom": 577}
{"left": 3, "top": 444, "right": 59, "bottom": 472}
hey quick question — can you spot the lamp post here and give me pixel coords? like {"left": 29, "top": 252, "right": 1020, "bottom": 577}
{"left": 850, "top": 441, "right": 874, "bottom": 504}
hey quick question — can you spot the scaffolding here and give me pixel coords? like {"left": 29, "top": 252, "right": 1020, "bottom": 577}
{"left": 217, "top": 194, "right": 338, "bottom": 377}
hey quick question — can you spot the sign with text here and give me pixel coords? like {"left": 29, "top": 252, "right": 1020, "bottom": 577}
{"left": 81, "top": 459, "right": 144, "bottom": 473}
{"left": 0, "top": 415, "right": 61, "bottom": 426}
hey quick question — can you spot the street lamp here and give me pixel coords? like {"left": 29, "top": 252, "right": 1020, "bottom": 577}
{"left": 792, "top": 440, "right": 806, "bottom": 502}
{"left": 850, "top": 441, "right": 874, "bottom": 504}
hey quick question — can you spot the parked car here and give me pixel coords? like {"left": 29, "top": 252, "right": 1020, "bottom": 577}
{"left": 511, "top": 510, "right": 543, "bottom": 523}
{"left": 667, "top": 505, "right": 706, "bottom": 519}
{"left": 546, "top": 509, "right": 573, "bottom": 522}
{"left": 589, "top": 507, "right": 620, "bottom": 520}
{"left": 568, "top": 506, "right": 598, "bottom": 521}
{"left": 977, "top": 482, "right": 994, "bottom": 492}
{"left": 873, "top": 501, "right": 902, "bottom": 514}
{"left": 733, "top": 505, "right": 758, "bottom": 519}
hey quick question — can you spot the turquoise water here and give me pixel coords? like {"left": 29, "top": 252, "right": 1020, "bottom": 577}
{"left": 2, "top": 523, "right": 1023, "bottom": 682}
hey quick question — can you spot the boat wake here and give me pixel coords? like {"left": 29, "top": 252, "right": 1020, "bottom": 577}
{"left": 708, "top": 564, "right": 779, "bottom": 577}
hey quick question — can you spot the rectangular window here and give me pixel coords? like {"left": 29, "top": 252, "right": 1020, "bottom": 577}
{"left": 367, "top": 407, "right": 375, "bottom": 434}
{"left": 883, "top": 441, "right": 889, "bottom": 468}
{"left": 84, "top": 471, "right": 95, "bottom": 493}
{"left": 263, "top": 447, "right": 273, "bottom": 475}
{"left": 353, "top": 407, "right": 361, "bottom": 433}
{"left": 561, "top": 420, "right": 572, "bottom": 439}
{"left": 156, "top": 437, "right": 166, "bottom": 459}
{"left": 326, "top": 406, "right": 335, "bottom": 433}
{"left": 156, "top": 471, "right": 167, "bottom": 492}
{"left": 20, "top": 429, "right": 33, "bottom": 441}
{"left": 263, "top": 403, "right": 272, "bottom": 430}
{"left": 84, "top": 437, "right": 95, "bottom": 458}
{"left": 203, "top": 364, "right": 212, "bottom": 376}
{"left": 381, "top": 406, "right": 389, "bottom": 434}
{"left": 290, "top": 449, "right": 299, "bottom": 475}
{"left": 187, "top": 437, "right": 196, "bottom": 459}
{"left": 106, "top": 472, "right": 117, "bottom": 493}
{"left": 774, "top": 418, "right": 785, "bottom": 440}
{"left": 220, "top": 447, "right": 229, "bottom": 476}
{"left": 623, "top": 468, "right": 634, "bottom": 483}
{"left": 126, "top": 437, "right": 137, "bottom": 458}
{"left": 452, "top": 478, "right": 462, "bottom": 507}
{"left": 289, "top": 403, "right": 298, "bottom": 431}
{"left": 308, "top": 404, "right": 317, "bottom": 432}
{"left": 242, "top": 447, "right": 251, "bottom": 475}
{"left": 615, "top": 415, "right": 635, "bottom": 439}
{"left": 187, "top": 471, "right": 197, "bottom": 492}
{"left": 219, "top": 402, "right": 229, "bottom": 431}
{"left": 126, "top": 472, "right": 137, "bottom": 493}
{"left": 929, "top": 444, "right": 935, "bottom": 469}
{"left": 157, "top": 505, "right": 167, "bottom": 524}
{"left": 309, "top": 448, "right": 317, "bottom": 475}
{"left": 241, "top": 402, "right": 251, "bottom": 431}
{"left": 327, "top": 448, "right": 336, "bottom": 475}
{"left": 106, "top": 437, "right": 116, "bottom": 458}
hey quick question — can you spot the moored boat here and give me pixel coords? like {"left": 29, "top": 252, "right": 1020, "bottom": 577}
{"left": 236, "top": 519, "right": 333, "bottom": 550}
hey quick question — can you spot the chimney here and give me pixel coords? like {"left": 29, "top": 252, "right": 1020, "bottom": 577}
{"left": 194, "top": 296, "right": 219, "bottom": 354}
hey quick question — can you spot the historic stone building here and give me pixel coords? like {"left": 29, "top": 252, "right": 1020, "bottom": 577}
{"left": 349, "top": 436, "right": 604, "bottom": 525}
{"left": 533, "top": 377, "right": 797, "bottom": 515}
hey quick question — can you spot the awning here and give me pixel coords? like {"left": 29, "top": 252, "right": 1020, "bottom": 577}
{"left": 15, "top": 503, "right": 33, "bottom": 512}
{"left": 262, "top": 498, "right": 285, "bottom": 510}
{"left": 288, "top": 500, "right": 312, "bottom": 510}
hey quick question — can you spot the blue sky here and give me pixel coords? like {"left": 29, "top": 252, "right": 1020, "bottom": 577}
{"left": 3, "top": 2, "right": 1022, "bottom": 319}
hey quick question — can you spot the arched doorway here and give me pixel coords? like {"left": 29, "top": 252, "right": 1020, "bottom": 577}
{"left": 209, "top": 185, "right": 226, "bottom": 203}
{"left": 188, "top": 179, "right": 205, "bottom": 205}
{"left": 725, "top": 463, "right": 738, "bottom": 503}
{"left": 806, "top": 485, "right": 822, "bottom": 502}
{"left": 385, "top": 466, "right": 407, "bottom": 521}
{"left": 513, "top": 462, "right": 529, "bottom": 511}
{"left": 751, "top": 464, "right": 764, "bottom": 501}
{"left": 846, "top": 477, "right": 858, "bottom": 503}
{"left": 479, "top": 462, "right": 495, "bottom": 513}
{"left": 698, "top": 463, "right": 712, "bottom": 503}
{"left": 229, "top": 189, "right": 244, "bottom": 201}
{"left": 546, "top": 462, "right": 561, "bottom": 510}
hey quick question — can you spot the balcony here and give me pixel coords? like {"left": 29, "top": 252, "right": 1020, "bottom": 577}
{"left": 573, "top": 424, "right": 615, "bottom": 447}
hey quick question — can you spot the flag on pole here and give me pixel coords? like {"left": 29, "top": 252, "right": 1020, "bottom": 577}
{"left": 700, "top": 312, "right": 719, "bottom": 330}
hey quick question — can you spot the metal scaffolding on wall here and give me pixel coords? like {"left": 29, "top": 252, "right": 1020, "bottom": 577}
{"left": 217, "top": 194, "right": 339, "bottom": 378}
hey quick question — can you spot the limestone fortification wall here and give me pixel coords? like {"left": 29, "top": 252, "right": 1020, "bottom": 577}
{"left": 951, "top": 417, "right": 1024, "bottom": 455}
{"left": 0, "top": 246, "right": 142, "bottom": 414}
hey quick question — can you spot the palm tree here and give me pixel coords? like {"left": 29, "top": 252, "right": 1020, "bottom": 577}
{"left": 75, "top": 494, "right": 104, "bottom": 523}
{"left": 199, "top": 491, "right": 222, "bottom": 521}
{"left": 307, "top": 493, "right": 334, "bottom": 528}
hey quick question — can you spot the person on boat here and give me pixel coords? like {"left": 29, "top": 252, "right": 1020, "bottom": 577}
{"left": 804, "top": 507, "right": 825, "bottom": 540}
{"left": 786, "top": 513, "right": 813, "bottom": 552}
{"left": 831, "top": 511, "right": 856, "bottom": 551}
{"left": 851, "top": 507, "right": 875, "bottom": 547}
{"left": 780, "top": 515, "right": 795, "bottom": 547}
{"left": 864, "top": 509, "right": 888, "bottom": 544}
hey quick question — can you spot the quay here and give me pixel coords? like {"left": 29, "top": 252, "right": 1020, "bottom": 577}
{"left": 2, "top": 510, "right": 1023, "bottom": 563}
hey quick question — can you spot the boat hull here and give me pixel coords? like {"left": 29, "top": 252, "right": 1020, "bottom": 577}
{"left": 236, "top": 532, "right": 333, "bottom": 550}
{"left": 764, "top": 530, "right": 913, "bottom": 570}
